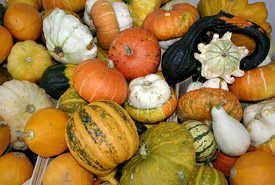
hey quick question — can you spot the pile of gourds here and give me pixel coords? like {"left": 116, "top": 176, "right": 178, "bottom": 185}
{"left": 0, "top": 0, "right": 275, "bottom": 185}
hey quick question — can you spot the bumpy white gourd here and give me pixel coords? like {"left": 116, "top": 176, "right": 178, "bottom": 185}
{"left": 127, "top": 74, "right": 171, "bottom": 109}
{"left": 194, "top": 31, "right": 249, "bottom": 84}
{"left": 43, "top": 8, "right": 97, "bottom": 64}
{"left": 243, "top": 100, "right": 275, "bottom": 146}
{"left": 211, "top": 101, "right": 250, "bottom": 157}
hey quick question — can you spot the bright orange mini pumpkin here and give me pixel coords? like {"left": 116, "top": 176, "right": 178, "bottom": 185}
{"left": 230, "top": 151, "right": 275, "bottom": 185}
{"left": 142, "top": 3, "right": 199, "bottom": 41}
{"left": 0, "top": 115, "right": 11, "bottom": 156}
{"left": 3, "top": 3, "right": 42, "bottom": 41}
{"left": 41, "top": 0, "right": 86, "bottom": 12}
{"left": 108, "top": 27, "right": 161, "bottom": 81}
{"left": 7, "top": 0, "right": 41, "bottom": 10}
{"left": 18, "top": 107, "right": 69, "bottom": 157}
{"left": 0, "top": 152, "right": 34, "bottom": 185}
{"left": 0, "top": 25, "right": 13, "bottom": 64}
{"left": 73, "top": 59, "right": 128, "bottom": 105}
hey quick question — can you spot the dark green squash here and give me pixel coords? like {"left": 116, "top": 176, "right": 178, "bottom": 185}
{"left": 40, "top": 64, "right": 76, "bottom": 99}
{"left": 161, "top": 10, "right": 270, "bottom": 85}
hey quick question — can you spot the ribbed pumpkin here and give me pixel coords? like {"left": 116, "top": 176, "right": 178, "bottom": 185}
{"left": 108, "top": 27, "right": 161, "bottom": 81}
{"left": 3, "top": 3, "right": 42, "bottom": 41}
{"left": 120, "top": 121, "right": 196, "bottom": 185}
{"left": 7, "top": 0, "right": 41, "bottom": 10}
{"left": 43, "top": 152, "right": 94, "bottom": 185}
{"left": 142, "top": 3, "right": 199, "bottom": 41}
{"left": 59, "top": 86, "right": 88, "bottom": 117}
{"left": 18, "top": 107, "right": 69, "bottom": 157}
{"left": 73, "top": 59, "right": 128, "bottom": 105}
{"left": 0, "top": 116, "right": 11, "bottom": 156}
{"left": 7, "top": 40, "right": 54, "bottom": 83}
{"left": 177, "top": 88, "right": 243, "bottom": 123}
{"left": 0, "top": 25, "right": 13, "bottom": 64}
{"left": 65, "top": 100, "right": 139, "bottom": 185}
{"left": 41, "top": 0, "right": 86, "bottom": 12}
{"left": 230, "top": 151, "right": 275, "bottom": 185}
{"left": 188, "top": 165, "right": 228, "bottom": 185}
{"left": 229, "top": 62, "right": 275, "bottom": 101}
{"left": 41, "top": 64, "right": 76, "bottom": 99}
{"left": 0, "top": 152, "right": 34, "bottom": 185}
{"left": 182, "top": 120, "right": 217, "bottom": 162}
{"left": 197, "top": 0, "right": 272, "bottom": 54}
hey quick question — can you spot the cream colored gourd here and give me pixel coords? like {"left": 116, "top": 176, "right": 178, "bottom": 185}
{"left": 160, "top": 0, "right": 197, "bottom": 10}
{"left": 194, "top": 32, "right": 248, "bottom": 84}
{"left": 0, "top": 80, "right": 55, "bottom": 150}
{"left": 43, "top": 8, "right": 97, "bottom": 64}
{"left": 186, "top": 78, "right": 228, "bottom": 93}
{"left": 158, "top": 38, "right": 180, "bottom": 50}
{"left": 211, "top": 101, "right": 250, "bottom": 157}
{"left": 128, "top": 74, "right": 171, "bottom": 109}
{"left": 243, "top": 100, "right": 275, "bottom": 147}
{"left": 84, "top": 0, "right": 133, "bottom": 34}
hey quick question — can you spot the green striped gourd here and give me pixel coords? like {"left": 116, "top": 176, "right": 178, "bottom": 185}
{"left": 59, "top": 86, "right": 88, "bottom": 117}
{"left": 65, "top": 100, "right": 139, "bottom": 185}
{"left": 183, "top": 120, "right": 217, "bottom": 162}
{"left": 188, "top": 165, "right": 228, "bottom": 185}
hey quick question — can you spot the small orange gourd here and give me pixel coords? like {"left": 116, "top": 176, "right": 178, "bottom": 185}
{"left": 43, "top": 152, "right": 94, "bottom": 185}
{"left": 3, "top": 3, "right": 42, "bottom": 41}
{"left": 0, "top": 152, "right": 34, "bottom": 185}
{"left": 41, "top": 0, "right": 86, "bottom": 12}
{"left": 0, "top": 115, "right": 11, "bottom": 156}
{"left": 0, "top": 25, "right": 13, "bottom": 64}
{"left": 18, "top": 107, "right": 69, "bottom": 157}
{"left": 230, "top": 151, "right": 275, "bottom": 185}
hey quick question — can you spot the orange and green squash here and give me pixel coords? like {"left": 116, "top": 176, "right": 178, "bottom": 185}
{"left": 0, "top": 152, "right": 34, "bottom": 185}
{"left": 120, "top": 121, "right": 196, "bottom": 185}
{"left": 65, "top": 100, "right": 139, "bottom": 185}
{"left": 176, "top": 88, "right": 243, "bottom": 123}
{"left": 43, "top": 152, "right": 94, "bottom": 185}
{"left": 249, "top": 135, "right": 275, "bottom": 157}
{"left": 188, "top": 165, "right": 228, "bottom": 185}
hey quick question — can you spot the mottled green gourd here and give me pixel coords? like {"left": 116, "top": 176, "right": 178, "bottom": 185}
{"left": 188, "top": 165, "right": 228, "bottom": 185}
{"left": 120, "top": 121, "right": 196, "bottom": 185}
{"left": 182, "top": 120, "right": 217, "bottom": 162}
{"left": 59, "top": 87, "right": 88, "bottom": 117}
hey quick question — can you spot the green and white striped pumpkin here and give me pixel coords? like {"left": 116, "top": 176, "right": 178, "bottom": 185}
{"left": 183, "top": 120, "right": 217, "bottom": 162}
{"left": 188, "top": 165, "right": 228, "bottom": 185}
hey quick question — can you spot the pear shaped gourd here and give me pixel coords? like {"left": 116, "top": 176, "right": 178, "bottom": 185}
{"left": 211, "top": 101, "right": 250, "bottom": 157}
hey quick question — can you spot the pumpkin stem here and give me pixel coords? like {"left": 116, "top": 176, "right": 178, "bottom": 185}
{"left": 229, "top": 167, "right": 237, "bottom": 180}
{"left": 143, "top": 81, "right": 151, "bottom": 86}
{"left": 25, "top": 104, "right": 35, "bottom": 113}
{"left": 215, "top": 101, "right": 227, "bottom": 110}
{"left": 15, "top": 129, "right": 34, "bottom": 140}
{"left": 0, "top": 121, "right": 6, "bottom": 127}
{"left": 25, "top": 56, "right": 32, "bottom": 63}
{"left": 54, "top": 46, "right": 65, "bottom": 57}
{"left": 221, "top": 50, "right": 228, "bottom": 57}
{"left": 124, "top": 43, "right": 133, "bottom": 56}
{"left": 106, "top": 59, "right": 115, "bottom": 69}
{"left": 254, "top": 113, "right": 262, "bottom": 120}
{"left": 86, "top": 39, "right": 95, "bottom": 50}
{"left": 139, "top": 143, "right": 148, "bottom": 156}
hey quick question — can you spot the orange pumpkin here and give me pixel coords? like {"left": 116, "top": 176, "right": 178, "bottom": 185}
{"left": 91, "top": 0, "right": 120, "bottom": 49}
{"left": 73, "top": 59, "right": 128, "bottom": 105}
{"left": 0, "top": 25, "right": 13, "bottom": 64}
{"left": 108, "top": 27, "right": 161, "bottom": 81}
{"left": 41, "top": 0, "right": 86, "bottom": 12}
{"left": 7, "top": 0, "right": 41, "bottom": 10}
{"left": 20, "top": 107, "right": 69, "bottom": 157}
{"left": 229, "top": 62, "right": 275, "bottom": 101}
{"left": 43, "top": 152, "right": 94, "bottom": 185}
{"left": 0, "top": 115, "right": 11, "bottom": 156}
{"left": 249, "top": 136, "right": 275, "bottom": 157}
{"left": 230, "top": 151, "right": 275, "bottom": 185}
{"left": 3, "top": 3, "right": 42, "bottom": 41}
{"left": 142, "top": 3, "right": 199, "bottom": 41}
{"left": 0, "top": 152, "right": 34, "bottom": 185}
{"left": 176, "top": 88, "right": 243, "bottom": 123}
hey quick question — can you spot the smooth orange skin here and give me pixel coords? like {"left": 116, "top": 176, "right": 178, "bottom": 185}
{"left": 41, "top": 0, "right": 86, "bottom": 12}
{"left": 0, "top": 25, "right": 13, "bottom": 63}
{"left": 3, "top": 3, "right": 42, "bottom": 41}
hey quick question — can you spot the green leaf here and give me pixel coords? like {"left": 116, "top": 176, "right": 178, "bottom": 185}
{"left": 0, "top": 4, "right": 7, "bottom": 25}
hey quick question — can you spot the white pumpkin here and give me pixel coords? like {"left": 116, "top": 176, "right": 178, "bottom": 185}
{"left": 83, "top": 0, "right": 97, "bottom": 34}
{"left": 194, "top": 31, "right": 248, "bottom": 84}
{"left": 127, "top": 74, "right": 171, "bottom": 109}
{"left": 43, "top": 8, "right": 97, "bottom": 64}
{"left": 0, "top": 80, "right": 55, "bottom": 150}
{"left": 186, "top": 78, "right": 228, "bottom": 93}
{"left": 161, "top": 0, "right": 197, "bottom": 10}
{"left": 243, "top": 100, "right": 275, "bottom": 147}
{"left": 159, "top": 37, "right": 180, "bottom": 50}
